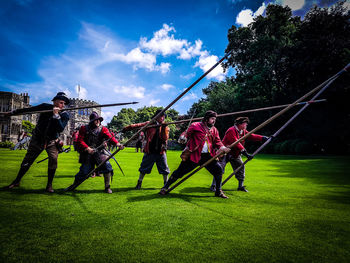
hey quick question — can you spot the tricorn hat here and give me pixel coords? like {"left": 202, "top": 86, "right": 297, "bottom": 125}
{"left": 235, "top": 116, "right": 250, "bottom": 125}
{"left": 52, "top": 92, "right": 70, "bottom": 104}
{"left": 89, "top": 111, "right": 103, "bottom": 123}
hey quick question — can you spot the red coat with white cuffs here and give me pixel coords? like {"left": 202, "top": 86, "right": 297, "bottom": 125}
{"left": 182, "top": 122, "right": 224, "bottom": 163}
{"left": 222, "top": 126, "right": 262, "bottom": 159}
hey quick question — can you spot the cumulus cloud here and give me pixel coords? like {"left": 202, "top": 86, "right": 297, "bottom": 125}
{"left": 160, "top": 84, "right": 175, "bottom": 91}
{"left": 194, "top": 52, "right": 226, "bottom": 81}
{"left": 180, "top": 72, "right": 196, "bottom": 80}
{"left": 236, "top": 2, "right": 266, "bottom": 27}
{"left": 182, "top": 92, "right": 198, "bottom": 101}
{"left": 113, "top": 85, "right": 145, "bottom": 99}
{"left": 140, "top": 24, "right": 204, "bottom": 60}
{"left": 276, "top": 0, "right": 305, "bottom": 11}
{"left": 101, "top": 110, "right": 115, "bottom": 125}
{"left": 149, "top": 99, "right": 161, "bottom": 105}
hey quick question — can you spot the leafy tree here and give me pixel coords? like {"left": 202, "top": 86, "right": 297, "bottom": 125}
{"left": 22, "top": 120, "right": 35, "bottom": 136}
{"left": 107, "top": 106, "right": 179, "bottom": 140}
{"left": 189, "top": 2, "right": 350, "bottom": 153}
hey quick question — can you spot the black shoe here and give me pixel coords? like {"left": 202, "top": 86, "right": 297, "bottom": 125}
{"left": 237, "top": 186, "right": 248, "bottom": 192}
{"left": 4, "top": 182, "right": 20, "bottom": 190}
{"left": 215, "top": 190, "right": 229, "bottom": 199}
{"left": 135, "top": 181, "right": 142, "bottom": 190}
{"left": 210, "top": 185, "right": 216, "bottom": 192}
{"left": 64, "top": 184, "right": 76, "bottom": 192}
{"left": 159, "top": 188, "right": 168, "bottom": 195}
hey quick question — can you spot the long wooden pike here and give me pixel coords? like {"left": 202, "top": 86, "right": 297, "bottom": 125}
{"left": 147, "top": 99, "right": 327, "bottom": 128}
{"left": 1, "top": 101, "right": 139, "bottom": 116}
{"left": 222, "top": 77, "right": 338, "bottom": 186}
{"left": 165, "top": 63, "right": 349, "bottom": 194}
{"left": 65, "top": 51, "right": 233, "bottom": 190}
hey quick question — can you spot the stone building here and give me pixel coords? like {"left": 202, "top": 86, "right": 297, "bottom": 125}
{"left": 0, "top": 91, "right": 37, "bottom": 143}
{"left": 0, "top": 91, "right": 101, "bottom": 145}
{"left": 64, "top": 98, "right": 101, "bottom": 144}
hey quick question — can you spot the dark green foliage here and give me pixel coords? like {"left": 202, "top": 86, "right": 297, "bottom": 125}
{"left": 0, "top": 141, "right": 15, "bottom": 148}
{"left": 108, "top": 106, "right": 179, "bottom": 139}
{"left": 22, "top": 120, "right": 35, "bottom": 136}
{"left": 190, "top": 2, "right": 350, "bottom": 154}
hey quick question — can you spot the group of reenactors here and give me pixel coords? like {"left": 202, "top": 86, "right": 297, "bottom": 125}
{"left": 4, "top": 92, "right": 268, "bottom": 198}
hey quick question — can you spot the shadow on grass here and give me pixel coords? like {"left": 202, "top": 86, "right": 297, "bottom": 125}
{"left": 34, "top": 174, "right": 75, "bottom": 178}
{"left": 267, "top": 156, "right": 350, "bottom": 204}
{"left": 0, "top": 187, "right": 51, "bottom": 195}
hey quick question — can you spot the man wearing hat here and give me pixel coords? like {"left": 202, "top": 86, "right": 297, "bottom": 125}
{"left": 210, "top": 116, "right": 269, "bottom": 192}
{"left": 5, "top": 92, "right": 70, "bottom": 192}
{"left": 122, "top": 109, "right": 170, "bottom": 189}
{"left": 160, "top": 110, "right": 231, "bottom": 198}
{"left": 65, "top": 111, "right": 124, "bottom": 193}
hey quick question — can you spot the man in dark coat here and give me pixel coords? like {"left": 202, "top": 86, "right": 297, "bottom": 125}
{"left": 160, "top": 110, "right": 231, "bottom": 198}
{"left": 65, "top": 112, "right": 124, "bottom": 193}
{"left": 210, "top": 116, "right": 269, "bottom": 192}
{"left": 122, "top": 109, "right": 170, "bottom": 189}
{"left": 5, "top": 92, "right": 70, "bottom": 192}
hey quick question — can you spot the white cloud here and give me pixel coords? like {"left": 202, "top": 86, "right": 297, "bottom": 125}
{"left": 182, "top": 92, "right": 198, "bottom": 101}
{"left": 114, "top": 85, "right": 145, "bottom": 99}
{"left": 75, "top": 84, "right": 88, "bottom": 99}
{"left": 140, "top": 24, "right": 187, "bottom": 56}
{"left": 180, "top": 73, "right": 196, "bottom": 80}
{"left": 160, "top": 84, "right": 175, "bottom": 91}
{"left": 101, "top": 110, "right": 115, "bottom": 125}
{"left": 140, "top": 24, "right": 203, "bottom": 60}
{"left": 195, "top": 51, "right": 226, "bottom": 81}
{"left": 342, "top": 0, "right": 350, "bottom": 11}
{"left": 149, "top": 99, "right": 161, "bottom": 105}
{"left": 236, "top": 3, "right": 266, "bottom": 27}
{"left": 277, "top": 0, "right": 305, "bottom": 11}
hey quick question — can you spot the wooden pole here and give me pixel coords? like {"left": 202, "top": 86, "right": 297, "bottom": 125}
{"left": 166, "top": 64, "right": 349, "bottom": 193}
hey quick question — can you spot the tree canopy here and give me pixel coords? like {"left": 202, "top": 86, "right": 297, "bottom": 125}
{"left": 189, "top": 2, "right": 350, "bottom": 154}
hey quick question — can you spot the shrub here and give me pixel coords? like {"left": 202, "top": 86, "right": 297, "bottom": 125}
{"left": 0, "top": 141, "right": 15, "bottom": 148}
{"left": 294, "top": 140, "right": 313, "bottom": 155}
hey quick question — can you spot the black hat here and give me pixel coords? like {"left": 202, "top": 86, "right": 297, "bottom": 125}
{"left": 203, "top": 110, "right": 217, "bottom": 120}
{"left": 235, "top": 117, "right": 250, "bottom": 125}
{"left": 152, "top": 109, "right": 167, "bottom": 119}
{"left": 52, "top": 92, "right": 70, "bottom": 104}
{"left": 89, "top": 111, "right": 104, "bottom": 123}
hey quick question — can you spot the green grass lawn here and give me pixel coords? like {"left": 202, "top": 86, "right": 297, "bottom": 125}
{"left": 0, "top": 148, "right": 349, "bottom": 263}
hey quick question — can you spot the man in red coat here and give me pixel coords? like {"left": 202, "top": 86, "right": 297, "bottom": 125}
{"left": 122, "top": 109, "right": 170, "bottom": 189}
{"left": 210, "top": 116, "right": 268, "bottom": 192}
{"left": 65, "top": 112, "right": 124, "bottom": 193}
{"left": 160, "top": 110, "right": 231, "bottom": 198}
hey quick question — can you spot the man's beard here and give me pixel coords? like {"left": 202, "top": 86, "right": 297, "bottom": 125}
{"left": 207, "top": 122, "right": 214, "bottom": 128}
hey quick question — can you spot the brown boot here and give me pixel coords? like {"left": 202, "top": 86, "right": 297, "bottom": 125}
{"left": 104, "top": 173, "right": 112, "bottom": 194}
{"left": 4, "top": 182, "right": 20, "bottom": 189}
{"left": 46, "top": 168, "right": 56, "bottom": 193}
{"left": 215, "top": 190, "right": 229, "bottom": 199}
{"left": 64, "top": 178, "right": 80, "bottom": 192}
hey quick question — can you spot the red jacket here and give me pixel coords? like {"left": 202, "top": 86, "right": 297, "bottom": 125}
{"left": 222, "top": 126, "right": 262, "bottom": 158}
{"left": 77, "top": 125, "right": 119, "bottom": 151}
{"left": 123, "top": 121, "right": 169, "bottom": 154}
{"left": 182, "top": 122, "right": 224, "bottom": 163}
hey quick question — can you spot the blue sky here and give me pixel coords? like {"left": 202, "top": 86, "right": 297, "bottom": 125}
{"left": 0, "top": 0, "right": 347, "bottom": 124}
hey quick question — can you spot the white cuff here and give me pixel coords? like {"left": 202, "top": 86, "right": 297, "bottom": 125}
{"left": 52, "top": 113, "right": 61, "bottom": 119}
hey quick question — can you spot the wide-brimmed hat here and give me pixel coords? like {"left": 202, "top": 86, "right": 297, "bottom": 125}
{"left": 52, "top": 92, "right": 70, "bottom": 104}
{"left": 203, "top": 110, "right": 217, "bottom": 120}
{"left": 89, "top": 111, "right": 104, "bottom": 123}
{"left": 235, "top": 116, "right": 250, "bottom": 125}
